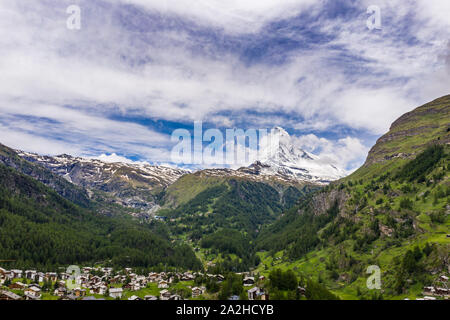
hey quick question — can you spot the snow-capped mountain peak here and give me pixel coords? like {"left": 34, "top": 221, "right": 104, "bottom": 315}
{"left": 249, "top": 127, "right": 346, "bottom": 184}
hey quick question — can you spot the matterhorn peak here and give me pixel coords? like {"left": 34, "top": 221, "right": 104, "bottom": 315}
{"left": 249, "top": 127, "right": 346, "bottom": 184}
{"left": 272, "top": 126, "right": 290, "bottom": 137}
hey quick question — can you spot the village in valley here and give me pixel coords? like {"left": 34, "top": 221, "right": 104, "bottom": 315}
{"left": 1, "top": 265, "right": 449, "bottom": 301}
{"left": 0, "top": 266, "right": 270, "bottom": 301}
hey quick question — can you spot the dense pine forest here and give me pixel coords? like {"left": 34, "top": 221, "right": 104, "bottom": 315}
{"left": 0, "top": 163, "right": 201, "bottom": 271}
{"left": 160, "top": 179, "right": 315, "bottom": 272}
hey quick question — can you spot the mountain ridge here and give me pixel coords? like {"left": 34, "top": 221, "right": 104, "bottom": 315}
{"left": 254, "top": 95, "right": 450, "bottom": 299}
{"left": 363, "top": 94, "right": 450, "bottom": 168}
{"left": 7, "top": 125, "right": 347, "bottom": 215}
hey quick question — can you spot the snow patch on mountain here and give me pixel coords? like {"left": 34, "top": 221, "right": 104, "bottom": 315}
{"left": 248, "top": 127, "right": 347, "bottom": 184}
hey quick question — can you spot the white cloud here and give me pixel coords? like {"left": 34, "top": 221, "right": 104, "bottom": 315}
{"left": 293, "top": 134, "right": 370, "bottom": 172}
{"left": 95, "top": 153, "right": 145, "bottom": 164}
{"left": 0, "top": 0, "right": 448, "bottom": 168}
{"left": 0, "top": 123, "right": 82, "bottom": 156}
{"left": 113, "top": 0, "right": 318, "bottom": 34}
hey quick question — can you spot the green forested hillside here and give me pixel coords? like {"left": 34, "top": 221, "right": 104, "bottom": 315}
{"left": 1, "top": 94, "right": 448, "bottom": 300}
{"left": 0, "top": 163, "right": 201, "bottom": 271}
{"left": 160, "top": 177, "right": 316, "bottom": 272}
{"left": 254, "top": 95, "right": 450, "bottom": 300}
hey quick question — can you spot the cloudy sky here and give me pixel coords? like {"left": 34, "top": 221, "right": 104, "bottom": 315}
{"left": 0, "top": 0, "right": 449, "bottom": 171}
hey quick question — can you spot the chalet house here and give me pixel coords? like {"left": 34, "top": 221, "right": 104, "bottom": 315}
{"left": 423, "top": 286, "right": 436, "bottom": 295}
{"left": 46, "top": 272, "right": 58, "bottom": 282}
{"left": 0, "top": 290, "right": 22, "bottom": 301}
{"left": 129, "top": 273, "right": 137, "bottom": 280}
{"left": 191, "top": 287, "right": 204, "bottom": 298}
{"left": 243, "top": 276, "right": 255, "bottom": 287}
{"left": 54, "top": 287, "right": 67, "bottom": 297}
{"left": 35, "top": 272, "right": 45, "bottom": 283}
{"left": 144, "top": 295, "right": 158, "bottom": 300}
{"left": 24, "top": 287, "right": 41, "bottom": 300}
{"left": 78, "top": 275, "right": 89, "bottom": 286}
{"left": 109, "top": 288, "right": 123, "bottom": 299}
{"left": 148, "top": 273, "right": 163, "bottom": 283}
{"left": 158, "top": 280, "right": 169, "bottom": 289}
{"left": 28, "top": 283, "right": 42, "bottom": 290}
{"left": 110, "top": 275, "right": 122, "bottom": 284}
{"left": 25, "top": 270, "right": 37, "bottom": 280}
{"left": 100, "top": 285, "right": 109, "bottom": 295}
{"left": 135, "top": 276, "right": 147, "bottom": 285}
{"left": 435, "top": 288, "right": 449, "bottom": 296}
{"left": 169, "top": 294, "right": 182, "bottom": 300}
{"left": 123, "top": 282, "right": 141, "bottom": 291}
{"left": 181, "top": 272, "right": 195, "bottom": 281}
{"left": 128, "top": 295, "right": 142, "bottom": 301}
{"left": 59, "top": 273, "right": 70, "bottom": 281}
{"left": 0, "top": 268, "right": 7, "bottom": 281}
{"left": 90, "top": 284, "right": 107, "bottom": 295}
{"left": 439, "top": 275, "right": 449, "bottom": 283}
{"left": 159, "top": 289, "right": 171, "bottom": 300}
{"left": 102, "top": 267, "right": 113, "bottom": 275}
{"left": 9, "top": 282, "right": 27, "bottom": 290}
{"left": 130, "top": 282, "right": 142, "bottom": 291}
{"left": 5, "top": 271, "right": 13, "bottom": 281}
{"left": 247, "top": 287, "right": 259, "bottom": 300}
{"left": 82, "top": 267, "right": 92, "bottom": 274}
{"left": 10, "top": 269, "right": 23, "bottom": 279}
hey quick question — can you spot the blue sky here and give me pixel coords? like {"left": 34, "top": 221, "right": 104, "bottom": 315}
{"left": 0, "top": 0, "right": 449, "bottom": 171}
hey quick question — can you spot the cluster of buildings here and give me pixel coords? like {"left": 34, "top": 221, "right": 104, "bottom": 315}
{"left": 420, "top": 275, "right": 449, "bottom": 300}
{"left": 0, "top": 265, "right": 273, "bottom": 301}
{"left": 0, "top": 265, "right": 267, "bottom": 300}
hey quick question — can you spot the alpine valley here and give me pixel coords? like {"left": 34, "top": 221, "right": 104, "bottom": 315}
{"left": 0, "top": 95, "right": 449, "bottom": 300}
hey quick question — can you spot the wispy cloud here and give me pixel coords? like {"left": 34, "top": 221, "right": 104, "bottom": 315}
{"left": 293, "top": 133, "right": 369, "bottom": 172}
{"left": 0, "top": 0, "right": 448, "bottom": 170}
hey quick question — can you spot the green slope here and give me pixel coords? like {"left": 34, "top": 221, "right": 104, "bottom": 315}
{"left": 160, "top": 176, "right": 317, "bottom": 272}
{"left": 0, "top": 163, "right": 201, "bottom": 271}
{"left": 351, "top": 94, "right": 450, "bottom": 181}
{"left": 255, "top": 95, "right": 450, "bottom": 300}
